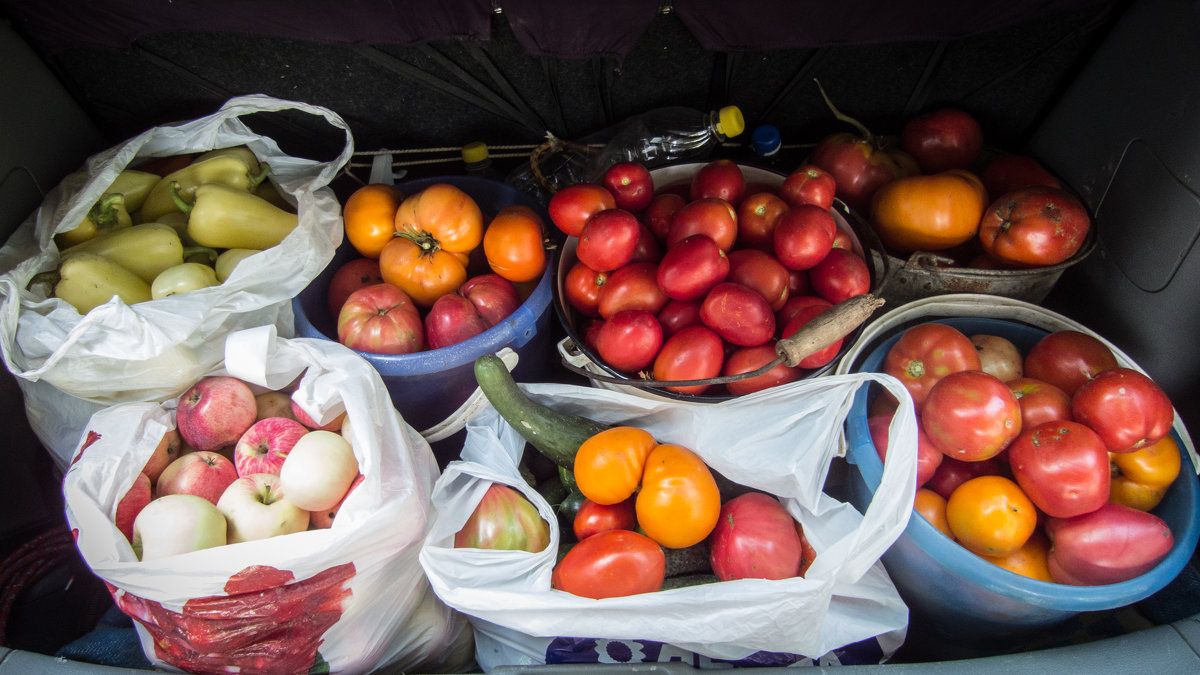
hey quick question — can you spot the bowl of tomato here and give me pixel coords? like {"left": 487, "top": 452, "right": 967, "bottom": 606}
{"left": 836, "top": 293, "right": 1200, "bottom": 640}
{"left": 551, "top": 160, "right": 883, "bottom": 403}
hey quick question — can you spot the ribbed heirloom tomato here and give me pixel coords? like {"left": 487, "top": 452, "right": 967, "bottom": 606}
{"left": 381, "top": 183, "right": 483, "bottom": 306}
{"left": 343, "top": 183, "right": 403, "bottom": 258}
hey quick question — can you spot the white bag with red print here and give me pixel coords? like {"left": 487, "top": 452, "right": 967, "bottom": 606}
{"left": 63, "top": 326, "right": 473, "bottom": 675}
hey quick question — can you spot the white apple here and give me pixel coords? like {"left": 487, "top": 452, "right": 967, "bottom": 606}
{"left": 141, "top": 428, "right": 183, "bottom": 485}
{"left": 113, "top": 472, "right": 152, "bottom": 542}
{"left": 310, "top": 473, "right": 365, "bottom": 529}
{"left": 175, "top": 376, "right": 257, "bottom": 452}
{"left": 156, "top": 450, "right": 238, "bottom": 505}
{"left": 233, "top": 416, "right": 308, "bottom": 477}
{"left": 279, "top": 430, "right": 359, "bottom": 511}
{"left": 217, "top": 473, "right": 310, "bottom": 543}
{"left": 291, "top": 400, "right": 346, "bottom": 432}
{"left": 254, "top": 390, "right": 296, "bottom": 422}
{"left": 132, "top": 494, "right": 227, "bottom": 561}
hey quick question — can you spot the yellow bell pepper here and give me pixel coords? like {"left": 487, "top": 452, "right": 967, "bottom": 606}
{"left": 214, "top": 248, "right": 260, "bottom": 282}
{"left": 174, "top": 182, "right": 298, "bottom": 250}
{"left": 51, "top": 253, "right": 152, "bottom": 313}
{"left": 150, "top": 262, "right": 219, "bottom": 299}
{"left": 60, "top": 222, "right": 184, "bottom": 284}
{"left": 1110, "top": 435, "right": 1182, "bottom": 511}
{"left": 193, "top": 145, "right": 262, "bottom": 175}
{"left": 138, "top": 153, "right": 269, "bottom": 222}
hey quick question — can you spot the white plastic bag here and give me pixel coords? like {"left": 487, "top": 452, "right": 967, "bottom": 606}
{"left": 63, "top": 326, "right": 473, "bottom": 675}
{"left": 0, "top": 95, "right": 352, "bottom": 468}
{"left": 419, "top": 373, "right": 918, "bottom": 670}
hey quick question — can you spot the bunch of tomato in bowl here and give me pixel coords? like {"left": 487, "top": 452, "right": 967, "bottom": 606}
{"left": 869, "top": 319, "right": 1184, "bottom": 586}
{"left": 552, "top": 158, "right": 874, "bottom": 398}
{"left": 328, "top": 181, "right": 549, "bottom": 354}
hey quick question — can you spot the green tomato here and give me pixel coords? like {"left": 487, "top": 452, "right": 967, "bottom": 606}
{"left": 454, "top": 483, "right": 550, "bottom": 552}
{"left": 151, "top": 262, "right": 219, "bottom": 299}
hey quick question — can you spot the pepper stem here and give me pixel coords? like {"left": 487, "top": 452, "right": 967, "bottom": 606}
{"left": 168, "top": 181, "right": 194, "bottom": 216}
{"left": 813, "top": 78, "right": 876, "bottom": 145}
{"left": 27, "top": 270, "right": 61, "bottom": 293}
{"left": 248, "top": 163, "right": 270, "bottom": 189}
{"left": 182, "top": 246, "right": 220, "bottom": 265}
{"left": 88, "top": 194, "right": 126, "bottom": 230}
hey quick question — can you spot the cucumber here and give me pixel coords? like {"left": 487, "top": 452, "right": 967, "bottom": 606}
{"left": 663, "top": 541, "right": 713, "bottom": 578}
{"left": 474, "top": 354, "right": 611, "bottom": 468}
{"left": 661, "top": 573, "right": 719, "bottom": 590}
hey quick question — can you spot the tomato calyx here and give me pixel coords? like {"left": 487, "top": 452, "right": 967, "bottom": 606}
{"left": 906, "top": 360, "right": 926, "bottom": 379}
{"left": 396, "top": 229, "right": 442, "bottom": 255}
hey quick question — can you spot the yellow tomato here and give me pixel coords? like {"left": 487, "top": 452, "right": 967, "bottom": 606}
{"left": 869, "top": 169, "right": 988, "bottom": 252}
{"left": 1110, "top": 435, "right": 1182, "bottom": 511}
{"left": 914, "top": 488, "right": 955, "bottom": 540}
{"left": 572, "top": 426, "right": 657, "bottom": 505}
{"left": 981, "top": 529, "right": 1054, "bottom": 582}
{"left": 635, "top": 443, "right": 721, "bottom": 549}
{"left": 946, "top": 475, "right": 1037, "bottom": 557}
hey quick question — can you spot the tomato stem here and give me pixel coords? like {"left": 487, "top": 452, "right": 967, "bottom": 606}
{"left": 813, "top": 78, "right": 876, "bottom": 145}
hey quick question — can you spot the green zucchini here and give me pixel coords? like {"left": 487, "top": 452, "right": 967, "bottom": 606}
{"left": 474, "top": 354, "right": 611, "bottom": 468}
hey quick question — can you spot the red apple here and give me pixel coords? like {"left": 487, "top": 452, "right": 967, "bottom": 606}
{"left": 291, "top": 402, "right": 346, "bottom": 432}
{"left": 233, "top": 417, "right": 309, "bottom": 477}
{"left": 901, "top": 108, "right": 985, "bottom": 174}
{"left": 425, "top": 292, "right": 491, "bottom": 350}
{"left": 141, "top": 428, "right": 183, "bottom": 485}
{"left": 337, "top": 283, "right": 424, "bottom": 354}
{"left": 310, "top": 474, "right": 365, "bottom": 529}
{"left": 156, "top": 450, "right": 239, "bottom": 505}
{"left": 460, "top": 273, "right": 521, "bottom": 326}
{"left": 326, "top": 257, "right": 384, "bottom": 318}
{"left": 217, "top": 473, "right": 310, "bottom": 543}
{"left": 280, "top": 431, "right": 360, "bottom": 512}
{"left": 132, "top": 494, "right": 227, "bottom": 561}
{"left": 114, "top": 472, "right": 152, "bottom": 543}
{"left": 176, "top": 376, "right": 258, "bottom": 453}
{"left": 254, "top": 390, "right": 296, "bottom": 422}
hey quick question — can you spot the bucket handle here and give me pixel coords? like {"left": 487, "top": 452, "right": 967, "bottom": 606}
{"left": 420, "top": 347, "right": 520, "bottom": 443}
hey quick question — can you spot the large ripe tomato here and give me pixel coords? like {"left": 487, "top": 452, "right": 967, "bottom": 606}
{"left": 336, "top": 282, "right": 424, "bottom": 354}
{"left": 483, "top": 205, "right": 547, "bottom": 283}
{"left": 343, "top": 183, "right": 402, "bottom": 258}
{"left": 808, "top": 248, "right": 870, "bottom": 304}
{"left": 700, "top": 282, "right": 775, "bottom": 347}
{"left": 1071, "top": 367, "right": 1175, "bottom": 452}
{"left": 667, "top": 198, "right": 738, "bottom": 251}
{"left": 981, "top": 530, "right": 1053, "bottom": 582}
{"left": 690, "top": 159, "right": 746, "bottom": 205}
{"left": 900, "top": 108, "right": 984, "bottom": 174}
{"left": 1045, "top": 501, "right": 1173, "bottom": 586}
{"left": 946, "top": 475, "right": 1037, "bottom": 557}
{"left": 869, "top": 170, "right": 987, "bottom": 253}
{"left": 573, "top": 496, "right": 638, "bottom": 541}
{"left": 810, "top": 132, "right": 918, "bottom": 214}
{"left": 708, "top": 492, "right": 803, "bottom": 581}
{"left": 656, "top": 299, "right": 703, "bottom": 339}
{"left": 981, "top": 154, "right": 1062, "bottom": 198}
{"left": 723, "top": 342, "right": 799, "bottom": 395}
{"left": 552, "top": 529, "right": 665, "bottom": 598}
{"left": 602, "top": 161, "right": 655, "bottom": 213}
{"left": 868, "top": 413, "right": 943, "bottom": 488}
{"left": 573, "top": 426, "right": 658, "bottom": 505}
{"left": 1007, "top": 377, "right": 1073, "bottom": 428}
{"left": 1008, "top": 420, "right": 1111, "bottom": 518}
{"left": 548, "top": 183, "right": 616, "bottom": 237}
{"left": 978, "top": 186, "right": 1091, "bottom": 267}
{"left": 779, "top": 164, "right": 837, "bottom": 211}
{"left": 726, "top": 248, "right": 789, "bottom": 310}
{"left": 1023, "top": 330, "right": 1118, "bottom": 396}
{"left": 394, "top": 182, "right": 483, "bottom": 254}
{"left": 735, "top": 191, "right": 789, "bottom": 251}
{"left": 921, "top": 370, "right": 1022, "bottom": 462}
{"left": 642, "top": 192, "right": 686, "bottom": 241}
{"left": 597, "top": 262, "right": 669, "bottom": 319}
{"left": 593, "top": 309, "right": 662, "bottom": 373}
{"left": 577, "top": 208, "right": 642, "bottom": 272}
{"left": 563, "top": 261, "right": 607, "bottom": 317}
{"left": 636, "top": 443, "right": 721, "bottom": 549}
{"left": 970, "top": 334, "right": 1023, "bottom": 382}
{"left": 378, "top": 234, "right": 469, "bottom": 307}
{"left": 1110, "top": 434, "right": 1182, "bottom": 512}
{"left": 774, "top": 294, "right": 831, "bottom": 337}
{"left": 326, "top": 257, "right": 384, "bottom": 317}
{"left": 652, "top": 325, "right": 725, "bottom": 395}
{"left": 454, "top": 483, "right": 550, "bottom": 552}
{"left": 656, "top": 234, "right": 729, "bottom": 302}
{"left": 914, "top": 487, "right": 954, "bottom": 539}
{"left": 772, "top": 205, "right": 836, "bottom": 271}
{"left": 925, "top": 455, "right": 1003, "bottom": 501}
{"left": 779, "top": 302, "right": 843, "bottom": 369}
{"left": 882, "top": 322, "right": 982, "bottom": 407}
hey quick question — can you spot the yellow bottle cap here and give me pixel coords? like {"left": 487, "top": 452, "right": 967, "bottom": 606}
{"left": 717, "top": 106, "right": 745, "bottom": 138}
{"left": 462, "top": 141, "right": 490, "bottom": 164}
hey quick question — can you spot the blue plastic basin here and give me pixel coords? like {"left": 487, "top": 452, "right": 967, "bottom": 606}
{"left": 843, "top": 316, "right": 1200, "bottom": 639}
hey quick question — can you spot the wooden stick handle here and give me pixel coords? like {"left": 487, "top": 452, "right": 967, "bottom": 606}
{"left": 775, "top": 293, "right": 886, "bottom": 367}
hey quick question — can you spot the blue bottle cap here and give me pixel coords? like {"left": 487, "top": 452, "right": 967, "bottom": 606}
{"left": 751, "top": 125, "right": 781, "bottom": 157}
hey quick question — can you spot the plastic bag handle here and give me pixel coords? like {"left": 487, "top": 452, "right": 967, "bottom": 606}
{"left": 421, "top": 348, "right": 519, "bottom": 443}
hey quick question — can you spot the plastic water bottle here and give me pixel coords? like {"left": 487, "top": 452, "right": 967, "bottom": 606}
{"left": 743, "top": 124, "right": 797, "bottom": 174}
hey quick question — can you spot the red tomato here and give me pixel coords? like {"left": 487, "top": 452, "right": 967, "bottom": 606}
{"left": 810, "top": 132, "right": 919, "bottom": 214}
{"left": 1072, "top": 367, "right": 1175, "bottom": 452}
{"left": 552, "top": 529, "right": 665, "bottom": 598}
{"left": 337, "top": 283, "right": 424, "bottom": 354}
{"left": 779, "top": 164, "right": 837, "bottom": 210}
{"left": 1007, "top": 377, "right": 1074, "bottom": 428}
{"left": 779, "top": 303, "right": 843, "bottom": 369}
{"left": 981, "top": 154, "right": 1062, "bottom": 199}
{"left": 926, "top": 455, "right": 1003, "bottom": 501}
{"left": 563, "top": 261, "right": 608, "bottom": 318}
{"left": 735, "top": 191, "right": 789, "bottom": 251}
{"left": 594, "top": 309, "right": 662, "bottom": 373}
{"left": 326, "top": 257, "right": 384, "bottom": 318}
{"left": 576, "top": 208, "right": 641, "bottom": 272}
{"left": 708, "top": 492, "right": 802, "bottom": 581}
{"left": 700, "top": 282, "right": 775, "bottom": 347}
{"left": 787, "top": 268, "right": 812, "bottom": 299}
{"left": 775, "top": 295, "right": 832, "bottom": 338}
{"left": 808, "top": 248, "right": 870, "bottom": 304}
{"left": 602, "top": 161, "right": 655, "bottom": 212}
{"left": 726, "top": 248, "right": 789, "bottom": 310}
{"left": 655, "top": 234, "right": 729, "bottom": 302}
{"left": 773, "top": 205, "right": 836, "bottom": 271}
{"left": 868, "top": 413, "right": 943, "bottom": 488}
{"left": 971, "top": 334, "right": 1024, "bottom": 382}
{"left": 690, "top": 159, "right": 746, "bottom": 205}
{"left": 723, "top": 342, "right": 799, "bottom": 395}
{"left": 882, "top": 322, "right": 982, "bottom": 407}
{"left": 573, "top": 497, "right": 637, "bottom": 541}
{"left": 1024, "top": 330, "right": 1118, "bottom": 396}
{"left": 548, "top": 183, "right": 616, "bottom": 237}
{"left": 641, "top": 192, "right": 686, "bottom": 241}
{"left": 979, "top": 186, "right": 1092, "bottom": 267}
{"left": 454, "top": 483, "right": 550, "bottom": 552}
{"left": 1008, "top": 420, "right": 1111, "bottom": 518}
{"left": 1045, "top": 501, "right": 1173, "bottom": 586}
{"left": 656, "top": 299, "right": 703, "bottom": 339}
{"left": 652, "top": 325, "right": 725, "bottom": 395}
{"left": 630, "top": 223, "right": 663, "bottom": 263}
{"left": 921, "top": 370, "right": 1023, "bottom": 462}
{"left": 900, "top": 108, "right": 984, "bottom": 174}
{"left": 667, "top": 198, "right": 738, "bottom": 251}
{"left": 597, "top": 262, "right": 669, "bottom": 319}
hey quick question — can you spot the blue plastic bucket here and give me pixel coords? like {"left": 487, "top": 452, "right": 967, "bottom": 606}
{"left": 292, "top": 176, "right": 555, "bottom": 463}
{"left": 842, "top": 313, "right": 1200, "bottom": 638}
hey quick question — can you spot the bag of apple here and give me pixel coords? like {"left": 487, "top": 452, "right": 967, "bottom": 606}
{"left": 0, "top": 95, "right": 351, "bottom": 470}
{"left": 62, "top": 326, "right": 474, "bottom": 675}
{"left": 419, "top": 372, "right": 919, "bottom": 671}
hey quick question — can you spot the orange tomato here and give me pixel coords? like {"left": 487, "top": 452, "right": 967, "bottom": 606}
{"left": 981, "top": 529, "right": 1054, "bottom": 582}
{"left": 343, "top": 183, "right": 402, "bottom": 258}
{"left": 869, "top": 169, "right": 988, "bottom": 253}
{"left": 914, "top": 488, "right": 954, "bottom": 539}
{"left": 483, "top": 205, "right": 548, "bottom": 283}
{"left": 573, "top": 427, "right": 657, "bottom": 505}
{"left": 1110, "top": 435, "right": 1182, "bottom": 511}
{"left": 378, "top": 236, "right": 469, "bottom": 307}
{"left": 394, "top": 183, "right": 483, "bottom": 254}
{"left": 946, "top": 475, "right": 1037, "bottom": 557}
{"left": 636, "top": 443, "right": 721, "bottom": 549}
